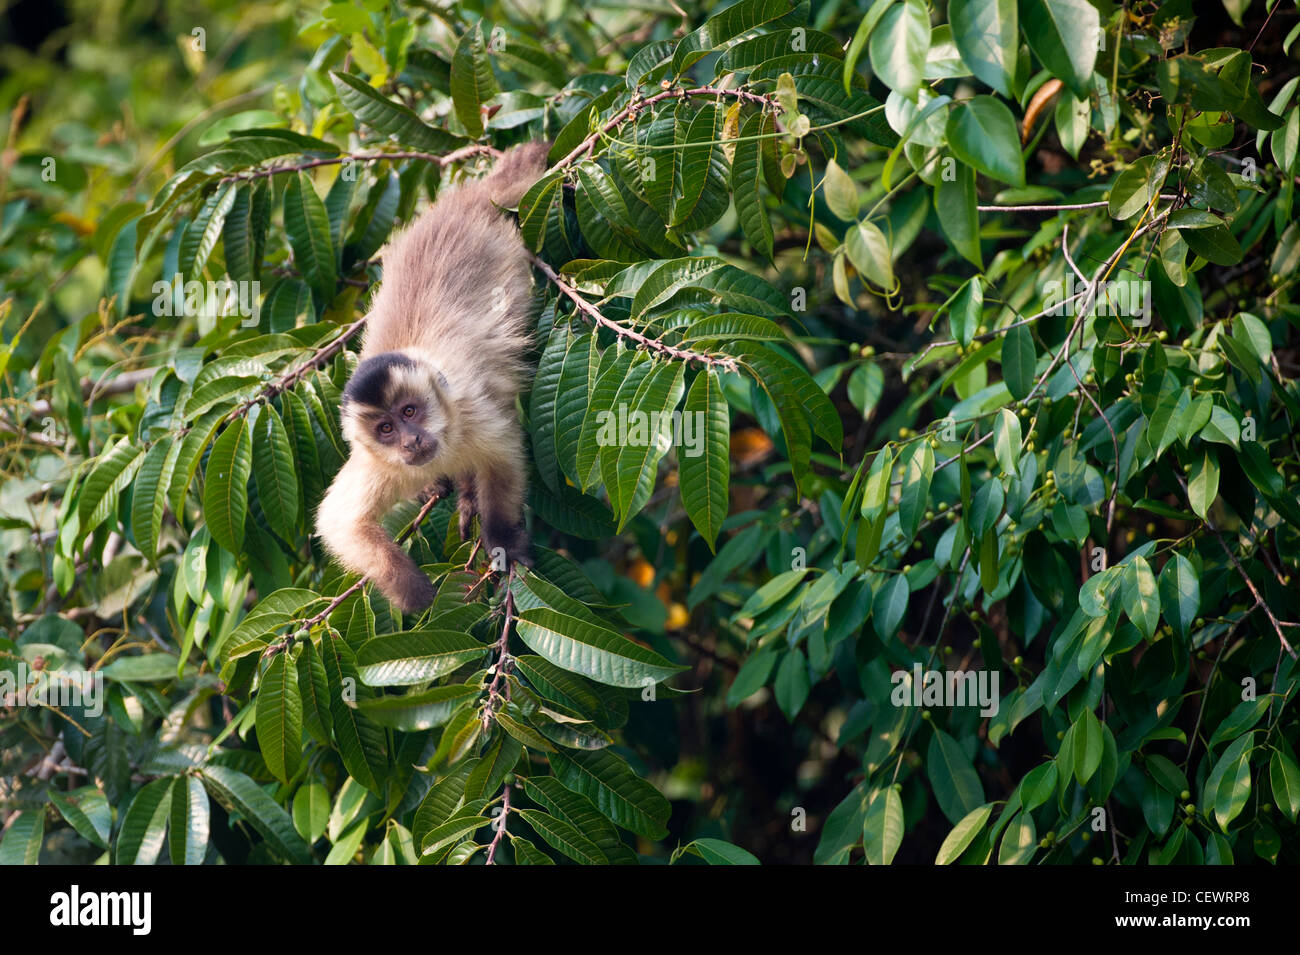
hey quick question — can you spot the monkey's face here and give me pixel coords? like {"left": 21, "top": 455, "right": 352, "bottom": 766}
{"left": 342, "top": 353, "right": 447, "bottom": 468}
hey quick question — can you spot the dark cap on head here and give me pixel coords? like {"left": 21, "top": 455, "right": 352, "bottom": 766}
{"left": 343, "top": 353, "right": 418, "bottom": 409}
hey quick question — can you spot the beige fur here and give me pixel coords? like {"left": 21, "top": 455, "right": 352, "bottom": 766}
{"left": 315, "top": 142, "right": 549, "bottom": 613}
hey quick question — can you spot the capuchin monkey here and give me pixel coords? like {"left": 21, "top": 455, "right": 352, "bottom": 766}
{"left": 316, "top": 141, "right": 549, "bottom": 613}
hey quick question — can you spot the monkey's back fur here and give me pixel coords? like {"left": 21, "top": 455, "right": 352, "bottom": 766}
{"left": 360, "top": 141, "right": 548, "bottom": 393}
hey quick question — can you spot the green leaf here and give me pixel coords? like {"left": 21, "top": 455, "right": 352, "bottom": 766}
{"left": 822, "top": 158, "right": 859, "bottom": 220}
{"left": 293, "top": 781, "right": 330, "bottom": 844}
{"left": 936, "top": 161, "right": 982, "bottom": 269}
{"left": 0, "top": 810, "right": 44, "bottom": 865}
{"left": 869, "top": 0, "right": 931, "bottom": 100}
{"left": 671, "top": 0, "right": 797, "bottom": 74}
{"left": 516, "top": 607, "right": 686, "bottom": 689}
{"left": 355, "top": 630, "right": 487, "bottom": 686}
{"left": 131, "top": 439, "right": 182, "bottom": 564}
{"left": 1164, "top": 553, "right": 1201, "bottom": 641}
{"left": 256, "top": 651, "right": 303, "bottom": 784}
{"left": 48, "top": 788, "right": 111, "bottom": 850}
{"left": 1020, "top": 0, "right": 1100, "bottom": 97}
{"left": 1109, "top": 154, "right": 1167, "bottom": 220}
{"left": 873, "top": 573, "right": 910, "bottom": 641}
{"left": 678, "top": 837, "right": 761, "bottom": 865}
{"left": 610, "top": 359, "right": 686, "bottom": 528}
{"left": 168, "top": 775, "right": 210, "bottom": 866}
{"left": 517, "top": 808, "right": 606, "bottom": 864}
{"left": 252, "top": 404, "right": 300, "bottom": 540}
{"left": 284, "top": 172, "right": 336, "bottom": 304}
{"left": 992, "top": 407, "right": 1021, "bottom": 476}
{"left": 946, "top": 95, "right": 1026, "bottom": 186}
{"left": 670, "top": 101, "right": 728, "bottom": 230}
{"left": 1207, "top": 733, "right": 1254, "bottom": 833}
{"left": 549, "top": 749, "right": 671, "bottom": 839}
{"left": 997, "top": 810, "right": 1037, "bottom": 864}
{"left": 845, "top": 219, "right": 895, "bottom": 289}
{"left": 1121, "top": 555, "right": 1160, "bottom": 641}
{"left": 356, "top": 684, "right": 480, "bottom": 731}
{"left": 1188, "top": 450, "right": 1220, "bottom": 521}
{"left": 1000, "top": 322, "right": 1037, "bottom": 400}
{"left": 180, "top": 182, "right": 237, "bottom": 280}
{"left": 774, "top": 648, "right": 811, "bottom": 719}
{"left": 897, "top": 440, "right": 934, "bottom": 541}
{"left": 320, "top": 632, "right": 389, "bottom": 795}
{"left": 936, "top": 803, "right": 992, "bottom": 864}
{"left": 950, "top": 0, "right": 1017, "bottom": 97}
{"left": 200, "top": 765, "right": 312, "bottom": 864}
{"left": 450, "top": 24, "right": 499, "bottom": 138}
{"left": 1073, "top": 709, "right": 1104, "bottom": 785}
{"left": 679, "top": 369, "right": 730, "bottom": 550}
{"left": 202, "top": 418, "right": 253, "bottom": 554}
{"left": 78, "top": 438, "right": 145, "bottom": 536}
{"left": 1270, "top": 747, "right": 1300, "bottom": 823}
{"left": 862, "top": 786, "right": 904, "bottom": 864}
{"left": 927, "top": 729, "right": 985, "bottom": 823}
{"left": 116, "top": 778, "right": 172, "bottom": 865}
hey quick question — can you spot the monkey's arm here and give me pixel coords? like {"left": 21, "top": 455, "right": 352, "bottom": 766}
{"left": 316, "top": 457, "right": 436, "bottom": 613}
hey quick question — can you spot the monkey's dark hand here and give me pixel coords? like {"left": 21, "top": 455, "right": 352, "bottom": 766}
{"left": 418, "top": 477, "right": 454, "bottom": 505}
{"left": 386, "top": 562, "right": 436, "bottom": 614}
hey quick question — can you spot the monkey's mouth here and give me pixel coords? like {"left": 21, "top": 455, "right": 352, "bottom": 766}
{"left": 403, "top": 442, "right": 438, "bottom": 466}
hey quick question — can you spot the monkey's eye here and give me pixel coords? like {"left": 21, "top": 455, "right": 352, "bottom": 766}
{"left": 379, "top": 422, "right": 393, "bottom": 435}
{"left": 402, "top": 404, "right": 417, "bottom": 418}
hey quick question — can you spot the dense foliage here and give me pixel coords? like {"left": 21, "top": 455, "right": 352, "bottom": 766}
{"left": 2, "top": 0, "right": 1299, "bottom": 865}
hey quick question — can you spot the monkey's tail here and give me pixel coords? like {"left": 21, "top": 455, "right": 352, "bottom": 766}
{"left": 479, "top": 140, "right": 551, "bottom": 208}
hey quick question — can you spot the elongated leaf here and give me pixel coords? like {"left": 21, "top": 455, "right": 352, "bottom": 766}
{"left": 202, "top": 417, "right": 253, "bottom": 554}
{"left": 116, "top": 778, "right": 172, "bottom": 865}
{"left": 256, "top": 651, "right": 303, "bottom": 784}
{"left": 928, "top": 729, "right": 985, "bottom": 823}
{"left": 332, "top": 72, "right": 462, "bottom": 152}
{"left": 168, "top": 775, "right": 210, "bottom": 866}
{"left": 450, "top": 24, "right": 498, "bottom": 138}
{"left": 679, "top": 369, "right": 730, "bottom": 550}
{"left": 862, "top": 786, "right": 904, "bottom": 864}
{"left": 355, "top": 630, "right": 487, "bottom": 686}
{"left": 549, "top": 749, "right": 671, "bottom": 839}
{"left": 201, "top": 765, "right": 312, "bottom": 864}
{"left": 252, "top": 404, "right": 300, "bottom": 539}
{"left": 516, "top": 607, "right": 685, "bottom": 688}
{"left": 284, "top": 171, "right": 336, "bottom": 305}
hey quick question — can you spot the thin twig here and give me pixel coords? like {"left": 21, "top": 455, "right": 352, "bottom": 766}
{"left": 528, "top": 252, "right": 740, "bottom": 372}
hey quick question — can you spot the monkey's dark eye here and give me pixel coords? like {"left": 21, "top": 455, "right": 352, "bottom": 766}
{"left": 379, "top": 422, "right": 393, "bottom": 435}
{"left": 402, "top": 404, "right": 416, "bottom": 418}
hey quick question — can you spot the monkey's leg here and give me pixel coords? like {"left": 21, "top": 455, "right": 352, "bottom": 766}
{"left": 317, "top": 459, "right": 436, "bottom": 613}
{"left": 456, "top": 471, "right": 479, "bottom": 540}
{"left": 473, "top": 445, "right": 532, "bottom": 570}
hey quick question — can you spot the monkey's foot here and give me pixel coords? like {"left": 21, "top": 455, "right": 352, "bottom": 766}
{"left": 483, "top": 522, "right": 533, "bottom": 572}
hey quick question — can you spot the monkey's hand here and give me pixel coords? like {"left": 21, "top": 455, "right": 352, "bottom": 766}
{"left": 418, "top": 476, "right": 454, "bottom": 505}
{"left": 383, "top": 555, "right": 437, "bottom": 614}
